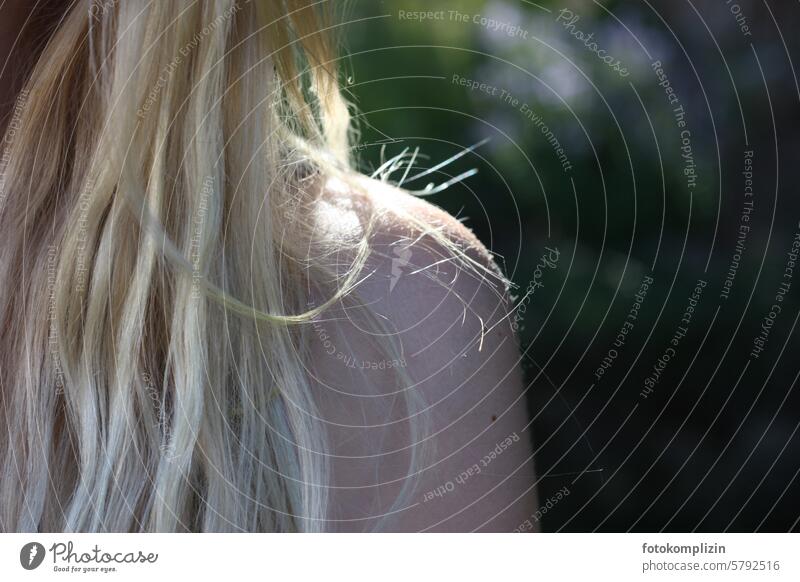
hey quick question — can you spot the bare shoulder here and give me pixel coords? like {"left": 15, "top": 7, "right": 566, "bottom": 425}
{"left": 307, "top": 174, "right": 538, "bottom": 532}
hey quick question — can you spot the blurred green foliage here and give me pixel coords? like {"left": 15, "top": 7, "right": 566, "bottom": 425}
{"left": 340, "top": 0, "right": 800, "bottom": 531}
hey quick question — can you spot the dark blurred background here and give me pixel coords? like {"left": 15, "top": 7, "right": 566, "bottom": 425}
{"left": 341, "top": 0, "right": 800, "bottom": 532}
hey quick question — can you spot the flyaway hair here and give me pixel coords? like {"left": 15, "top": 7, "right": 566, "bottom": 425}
{"left": 0, "top": 0, "right": 500, "bottom": 532}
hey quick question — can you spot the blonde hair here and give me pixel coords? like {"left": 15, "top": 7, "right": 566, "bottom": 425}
{"left": 0, "top": 0, "right": 415, "bottom": 532}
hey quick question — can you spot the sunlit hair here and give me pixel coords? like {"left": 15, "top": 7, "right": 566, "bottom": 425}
{"left": 0, "top": 0, "right": 366, "bottom": 532}
{"left": 0, "top": 0, "right": 500, "bottom": 533}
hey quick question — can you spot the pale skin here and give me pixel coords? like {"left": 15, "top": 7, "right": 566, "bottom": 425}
{"left": 1, "top": 1, "right": 539, "bottom": 532}
{"left": 306, "top": 176, "right": 539, "bottom": 531}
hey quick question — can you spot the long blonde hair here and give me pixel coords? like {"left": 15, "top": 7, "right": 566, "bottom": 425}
{"left": 0, "top": 0, "right": 404, "bottom": 532}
